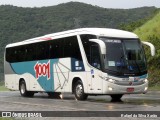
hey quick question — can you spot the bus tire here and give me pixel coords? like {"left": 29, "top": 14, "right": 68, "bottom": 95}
{"left": 74, "top": 80, "right": 88, "bottom": 101}
{"left": 110, "top": 94, "right": 123, "bottom": 102}
{"left": 19, "top": 80, "right": 34, "bottom": 97}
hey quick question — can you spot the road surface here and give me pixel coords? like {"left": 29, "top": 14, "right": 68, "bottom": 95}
{"left": 0, "top": 91, "right": 160, "bottom": 120}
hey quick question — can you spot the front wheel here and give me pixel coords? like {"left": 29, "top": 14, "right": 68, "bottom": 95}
{"left": 19, "top": 80, "right": 34, "bottom": 97}
{"left": 110, "top": 94, "right": 123, "bottom": 102}
{"left": 74, "top": 80, "right": 88, "bottom": 101}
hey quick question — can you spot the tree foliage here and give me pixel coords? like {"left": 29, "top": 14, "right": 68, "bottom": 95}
{"left": 119, "top": 9, "right": 159, "bottom": 32}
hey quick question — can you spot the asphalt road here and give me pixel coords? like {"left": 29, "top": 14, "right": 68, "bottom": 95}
{"left": 0, "top": 91, "right": 160, "bottom": 120}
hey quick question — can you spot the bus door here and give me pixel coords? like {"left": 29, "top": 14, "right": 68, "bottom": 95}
{"left": 90, "top": 44, "right": 103, "bottom": 93}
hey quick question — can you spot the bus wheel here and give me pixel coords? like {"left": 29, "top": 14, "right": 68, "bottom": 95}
{"left": 47, "top": 92, "right": 61, "bottom": 99}
{"left": 74, "top": 80, "right": 88, "bottom": 101}
{"left": 19, "top": 80, "right": 34, "bottom": 97}
{"left": 110, "top": 94, "right": 123, "bottom": 102}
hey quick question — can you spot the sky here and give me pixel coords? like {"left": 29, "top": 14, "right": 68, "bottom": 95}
{"left": 0, "top": 0, "right": 160, "bottom": 9}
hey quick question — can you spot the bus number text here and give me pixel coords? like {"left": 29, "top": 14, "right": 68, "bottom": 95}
{"left": 34, "top": 61, "right": 50, "bottom": 80}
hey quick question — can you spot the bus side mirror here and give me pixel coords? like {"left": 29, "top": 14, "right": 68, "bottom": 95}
{"left": 89, "top": 39, "right": 106, "bottom": 54}
{"left": 142, "top": 41, "right": 155, "bottom": 56}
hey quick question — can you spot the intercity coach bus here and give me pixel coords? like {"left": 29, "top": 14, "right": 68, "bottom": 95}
{"left": 4, "top": 28, "right": 155, "bottom": 101}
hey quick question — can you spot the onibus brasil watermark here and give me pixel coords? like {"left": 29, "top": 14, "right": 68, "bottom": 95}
{"left": 0, "top": 111, "right": 160, "bottom": 118}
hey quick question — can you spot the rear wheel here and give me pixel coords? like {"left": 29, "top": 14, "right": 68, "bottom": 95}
{"left": 110, "top": 94, "right": 123, "bottom": 102}
{"left": 19, "top": 80, "right": 34, "bottom": 97}
{"left": 74, "top": 80, "right": 88, "bottom": 100}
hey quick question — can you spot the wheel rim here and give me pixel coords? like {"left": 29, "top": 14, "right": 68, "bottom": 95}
{"left": 20, "top": 83, "right": 25, "bottom": 94}
{"left": 76, "top": 84, "right": 83, "bottom": 97}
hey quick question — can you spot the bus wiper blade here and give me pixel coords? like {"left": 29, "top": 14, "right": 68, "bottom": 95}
{"left": 134, "top": 60, "right": 141, "bottom": 73}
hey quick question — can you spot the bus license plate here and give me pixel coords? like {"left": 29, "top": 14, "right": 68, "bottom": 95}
{"left": 127, "top": 88, "right": 134, "bottom": 92}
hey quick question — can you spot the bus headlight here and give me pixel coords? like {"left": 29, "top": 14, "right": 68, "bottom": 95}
{"left": 108, "top": 86, "right": 113, "bottom": 91}
{"left": 108, "top": 79, "right": 114, "bottom": 83}
{"left": 143, "top": 79, "right": 148, "bottom": 83}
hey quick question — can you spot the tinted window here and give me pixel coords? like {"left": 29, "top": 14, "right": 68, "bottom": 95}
{"left": 6, "top": 45, "right": 26, "bottom": 62}
{"left": 36, "top": 41, "right": 49, "bottom": 60}
{"left": 90, "top": 44, "right": 101, "bottom": 69}
{"left": 80, "top": 34, "right": 97, "bottom": 65}
{"left": 63, "top": 36, "right": 82, "bottom": 60}
{"left": 6, "top": 36, "right": 82, "bottom": 62}
{"left": 50, "top": 39, "right": 64, "bottom": 59}
{"left": 25, "top": 43, "right": 37, "bottom": 61}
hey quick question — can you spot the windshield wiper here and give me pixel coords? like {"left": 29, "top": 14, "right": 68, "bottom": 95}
{"left": 134, "top": 60, "right": 141, "bottom": 73}
{"left": 128, "top": 60, "right": 141, "bottom": 73}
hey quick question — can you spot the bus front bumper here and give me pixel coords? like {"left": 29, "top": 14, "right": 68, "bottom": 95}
{"left": 103, "top": 81, "right": 148, "bottom": 95}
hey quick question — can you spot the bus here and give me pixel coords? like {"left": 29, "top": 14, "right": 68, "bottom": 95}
{"left": 4, "top": 28, "right": 155, "bottom": 101}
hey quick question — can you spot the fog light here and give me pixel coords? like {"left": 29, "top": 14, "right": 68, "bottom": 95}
{"left": 108, "top": 87, "right": 113, "bottom": 91}
{"left": 144, "top": 87, "right": 148, "bottom": 91}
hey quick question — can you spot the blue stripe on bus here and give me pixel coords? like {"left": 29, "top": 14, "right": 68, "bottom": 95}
{"left": 139, "top": 74, "right": 148, "bottom": 79}
{"left": 10, "top": 59, "right": 59, "bottom": 92}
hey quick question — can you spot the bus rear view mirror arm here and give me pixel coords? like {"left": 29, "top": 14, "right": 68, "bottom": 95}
{"left": 142, "top": 41, "right": 155, "bottom": 56}
{"left": 89, "top": 39, "right": 106, "bottom": 54}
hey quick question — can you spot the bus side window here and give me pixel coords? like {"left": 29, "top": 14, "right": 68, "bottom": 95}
{"left": 48, "top": 44, "right": 53, "bottom": 59}
{"left": 90, "top": 44, "right": 101, "bottom": 69}
{"left": 80, "top": 34, "right": 97, "bottom": 65}
{"left": 48, "top": 38, "right": 64, "bottom": 59}
{"left": 6, "top": 48, "right": 10, "bottom": 62}
{"left": 64, "top": 37, "right": 72, "bottom": 58}
{"left": 25, "top": 44, "right": 37, "bottom": 61}
{"left": 6, "top": 47, "right": 15, "bottom": 62}
{"left": 63, "top": 36, "right": 82, "bottom": 60}
{"left": 36, "top": 41, "right": 49, "bottom": 60}
{"left": 17, "top": 46, "right": 26, "bottom": 62}
{"left": 6, "top": 46, "right": 26, "bottom": 63}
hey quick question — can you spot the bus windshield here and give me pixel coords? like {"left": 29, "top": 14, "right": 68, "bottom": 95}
{"left": 100, "top": 38, "right": 147, "bottom": 76}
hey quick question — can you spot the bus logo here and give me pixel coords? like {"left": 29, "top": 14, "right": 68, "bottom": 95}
{"left": 34, "top": 61, "right": 50, "bottom": 80}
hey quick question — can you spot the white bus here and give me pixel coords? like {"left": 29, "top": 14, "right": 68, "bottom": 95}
{"left": 4, "top": 28, "right": 155, "bottom": 101}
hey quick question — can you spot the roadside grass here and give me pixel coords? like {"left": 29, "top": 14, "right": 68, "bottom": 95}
{"left": 0, "top": 81, "right": 8, "bottom": 91}
{"left": 0, "top": 118, "right": 14, "bottom": 120}
{"left": 149, "top": 85, "right": 160, "bottom": 91}
{"left": 134, "top": 11, "right": 160, "bottom": 41}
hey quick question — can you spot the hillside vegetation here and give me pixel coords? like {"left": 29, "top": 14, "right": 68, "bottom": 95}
{"left": 0, "top": 2, "right": 158, "bottom": 81}
{"left": 134, "top": 12, "right": 160, "bottom": 86}
{"left": 135, "top": 12, "right": 160, "bottom": 40}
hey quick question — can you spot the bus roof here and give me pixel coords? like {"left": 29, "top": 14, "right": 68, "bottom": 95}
{"left": 6, "top": 28, "right": 138, "bottom": 48}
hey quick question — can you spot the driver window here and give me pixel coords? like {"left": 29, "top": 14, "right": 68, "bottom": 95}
{"left": 90, "top": 44, "right": 101, "bottom": 69}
